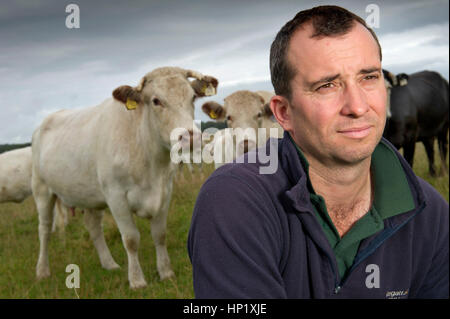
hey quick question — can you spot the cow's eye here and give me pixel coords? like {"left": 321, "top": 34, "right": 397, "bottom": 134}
{"left": 152, "top": 98, "right": 162, "bottom": 106}
{"left": 257, "top": 112, "right": 262, "bottom": 118}
{"left": 226, "top": 115, "right": 232, "bottom": 121}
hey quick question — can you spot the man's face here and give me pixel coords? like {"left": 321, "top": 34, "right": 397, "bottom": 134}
{"left": 283, "top": 22, "right": 386, "bottom": 167}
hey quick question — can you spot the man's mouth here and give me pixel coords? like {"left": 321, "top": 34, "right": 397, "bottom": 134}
{"left": 337, "top": 125, "right": 373, "bottom": 139}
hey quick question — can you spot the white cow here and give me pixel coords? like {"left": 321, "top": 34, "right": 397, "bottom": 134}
{"left": 202, "top": 90, "right": 283, "bottom": 168}
{"left": 0, "top": 147, "right": 68, "bottom": 232}
{"left": 31, "top": 66, "right": 218, "bottom": 288}
{"left": 0, "top": 147, "right": 32, "bottom": 203}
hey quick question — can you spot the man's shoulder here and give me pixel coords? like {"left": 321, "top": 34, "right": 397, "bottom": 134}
{"left": 416, "top": 177, "right": 449, "bottom": 212}
{"left": 202, "top": 162, "right": 276, "bottom": 200}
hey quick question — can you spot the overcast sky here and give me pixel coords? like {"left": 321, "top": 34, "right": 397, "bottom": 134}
{"left": 0, "top": 0, "right": 448, "bottom": 143}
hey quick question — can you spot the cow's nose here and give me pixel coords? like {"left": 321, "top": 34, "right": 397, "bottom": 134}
{"left": 243, "top": 139, "right": 249, "bottom": 153}
{"left": 178, "top": 129, "right": 192, "bottom": 146}
{"left": 178, "top": 129, "right": 201, "bottom": 150}
{"left": 187, "top": 129, "right": 194, "bottom": 143}
{"left": 238, "top": 139, "right": 256, "bottom": 155}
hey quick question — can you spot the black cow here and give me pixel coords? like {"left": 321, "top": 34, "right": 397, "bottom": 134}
{"left": 383, "top": 70, "right": 449, "bottom": 176}
{"left": 383, "top": 69, "right": 409, "bottom": 87}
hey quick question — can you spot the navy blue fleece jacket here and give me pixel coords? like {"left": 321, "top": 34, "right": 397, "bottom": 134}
{"left": 188, "top": 133, "right": 449, "bottom": 298}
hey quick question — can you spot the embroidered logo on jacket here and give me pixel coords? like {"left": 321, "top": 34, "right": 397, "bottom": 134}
{"left": 386, "top": 290, "right": 409, "bottom": 299}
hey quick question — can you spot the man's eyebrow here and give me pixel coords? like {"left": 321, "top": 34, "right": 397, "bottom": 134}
{"left": 308, "top": 73, "right": 340, "bottom": 88}
{"left": 307, "top": 68, "right": 382, "bottom": 87}
{"left": 359, "top": 67, "right": 381, "bottom": 74}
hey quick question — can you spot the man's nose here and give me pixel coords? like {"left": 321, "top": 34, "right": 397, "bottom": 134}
{"left": 341, "top": 84, "right": 369, "bottom": 117}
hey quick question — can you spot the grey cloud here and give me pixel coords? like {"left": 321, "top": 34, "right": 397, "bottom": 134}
{"left": 0, "top": 0, "right": 448, "bottom": 143}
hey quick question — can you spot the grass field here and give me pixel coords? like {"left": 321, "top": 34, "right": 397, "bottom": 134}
{"left": 0, "top": 142, "right": 448, "bottom": 299}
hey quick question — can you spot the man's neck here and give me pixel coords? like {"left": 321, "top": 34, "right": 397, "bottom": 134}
{"left": 308, "top": 157, "right": 374, "bottom": 237}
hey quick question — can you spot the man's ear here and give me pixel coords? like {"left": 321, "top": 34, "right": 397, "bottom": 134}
{"left": 270, "top": 95, "right": 293, "bottom": 132}
{"left": 191, "top": 76, "right": 219, "bottom": 97}
{"left": 112, "top": 85, "right": 142, "bottom": 110}
{"left": 202, "top": 101, "right": 225, "bottom": 120}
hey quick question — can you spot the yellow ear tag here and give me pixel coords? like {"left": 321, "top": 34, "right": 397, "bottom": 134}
{"left": 209, "top": 110, "right": 217, "bottom": 119}
{"left": 202, "top": 83, "right": 216, "bottom": 96}
{"left": 126, "top": 99, "right": 138, "bottom": 110}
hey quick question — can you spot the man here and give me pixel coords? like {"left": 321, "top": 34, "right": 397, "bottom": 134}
{"left": 188, "top": 6, "right": 448, "bottom": 298}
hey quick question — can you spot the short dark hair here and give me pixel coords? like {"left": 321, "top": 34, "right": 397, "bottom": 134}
{"left": 270, "top": 5, "right": 382, "bottom": 100}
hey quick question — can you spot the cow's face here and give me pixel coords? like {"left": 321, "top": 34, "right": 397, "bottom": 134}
{"left": 143, "top": 75, "right": 198, "bottom": 148}
{"left": 113, "top": 68, "right": 218, "bottom": 150}
{"left": 223, "top": 91, "right": 268, "bottom": 131}
{"left": 202, "top": 91, "right": 274, "bottom": 152}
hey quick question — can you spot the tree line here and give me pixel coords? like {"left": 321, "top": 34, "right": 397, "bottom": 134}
{"left": 0, "top": 143, "right": 31, "bottom": 154}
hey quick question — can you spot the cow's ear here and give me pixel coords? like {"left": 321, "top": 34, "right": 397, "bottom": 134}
{"left": 191, "top": 76, "right": 219, "bottom": 97}
{"left": 202, "top": 101, "right": 225, "bottom": 120}
{"left": 112, "top": 85, "right": 142, "bottom": 111}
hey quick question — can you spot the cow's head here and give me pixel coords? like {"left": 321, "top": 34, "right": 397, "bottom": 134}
{"left": 397, "top": 73, "right": 409, "bottom": 86}
{"left": 202, "top": 90, "right": 275, "bottom": 130}
{"left": 112, "top": 67, "right": 218, "bottom": 150}
{"left": 202, "top": 90, "right": 274, "bottom": 153}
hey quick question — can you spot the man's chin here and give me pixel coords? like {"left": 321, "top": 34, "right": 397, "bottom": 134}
{"left": 331, "top": 135, "right": 380, "bottom": 164}
{"left": 335, "top": 142, "right": 379, "bottom": 165}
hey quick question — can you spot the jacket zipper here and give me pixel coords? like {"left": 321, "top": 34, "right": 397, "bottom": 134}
{"left": 332, "top": 202, "right": 426, "bottom": 294}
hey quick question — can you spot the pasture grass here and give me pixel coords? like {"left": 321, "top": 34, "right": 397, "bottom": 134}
{"left": 0, "top": 143, "right": 447, "bottom": 299}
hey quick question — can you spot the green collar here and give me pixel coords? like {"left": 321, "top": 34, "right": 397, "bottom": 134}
{"left": 289, "top": 134, "right": 415, "bottom": 220}
{"left": 371, "top": 139, "right": 416, "bottom": 218}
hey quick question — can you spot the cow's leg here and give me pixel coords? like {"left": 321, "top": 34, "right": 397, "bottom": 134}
{"left": 33, "top": 179, "right": 56, "bottom": 279}
{"left": 422, "top": 138, "right": 437, "bottom": 177}
{"left": 84, "top": 209, "right": 120, "bottom": 270}
{"left": 438, "top": 128, "right": 449, "bottom": 175}
{"left": 402, "top": 140, "right": 416, "bottom": 169}
{"left": 52, "top": 198, "right": 67, "bottom": 234}
{"left": 150, "top": 210, "right": 175, "bottom": 280}
{"left": 51, "top": 200, "right": 59, "bottom": 233}
{"left": 108, "top": 198, "right": 146, "bottom": 289}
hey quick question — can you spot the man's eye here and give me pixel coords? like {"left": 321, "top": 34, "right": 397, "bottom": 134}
{"left": 316, "top": 83, "right": 334, "bottom": 91}
{"left": 364, "top": 74, "right": 379, "bottom": 81}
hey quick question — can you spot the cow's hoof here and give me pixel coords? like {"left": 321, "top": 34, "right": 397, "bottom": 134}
{"left": 102, "top": 261, "right": 120, "bottom": 270}
{"left": 130, "top": 279, "right": 147, "bottom": 289}
{"left": 36, "top": 267, "right": 51, "bottom": 280}
{"left": 160, "top": 270, "right": 175, "bottom": 281}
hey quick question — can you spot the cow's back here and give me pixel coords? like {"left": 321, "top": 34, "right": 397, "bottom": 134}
{"left": 409, "top": 71, "right": 449, "bottom": 137}
{"left": 410, "top": 71, "right": 448, "bottom": 109}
